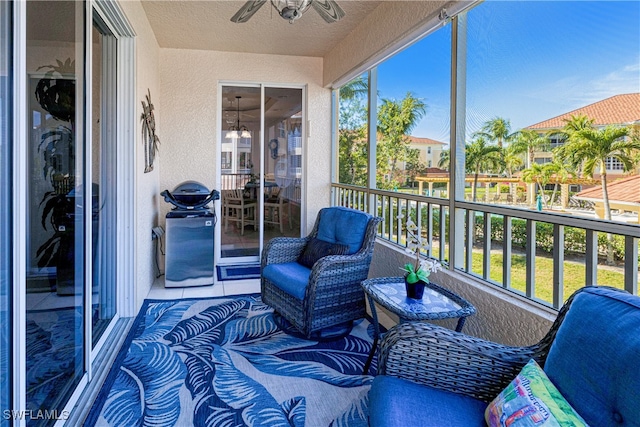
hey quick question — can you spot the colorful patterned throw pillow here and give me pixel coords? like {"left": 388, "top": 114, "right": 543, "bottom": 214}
{"left": 485, "top": 359, "right": 588, "bottom": 427}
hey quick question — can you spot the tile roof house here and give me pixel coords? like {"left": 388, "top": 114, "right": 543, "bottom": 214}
{"left": 575, "top": 174, "right": 640, "bottom": 223}
{"left": 527, "top": 93, "right": 640, "bottom": 130}
{"left": 526, "top": 93, "right": 640, "bottom": 177}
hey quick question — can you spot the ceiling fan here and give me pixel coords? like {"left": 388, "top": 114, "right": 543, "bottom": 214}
{"left": 231, "top": 0, "right": 345, "bottom": 24}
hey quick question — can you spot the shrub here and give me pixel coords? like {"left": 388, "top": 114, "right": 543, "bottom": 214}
{"left": 478, "top": 215, "right": 637, "bottom": 263}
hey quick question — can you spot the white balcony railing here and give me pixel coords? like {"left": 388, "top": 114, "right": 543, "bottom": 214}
{"left": 332, "top": 183, "right": 640, "bottom": 309}
{"left": 221, "top": 173, "right": 252, "bottom": 190}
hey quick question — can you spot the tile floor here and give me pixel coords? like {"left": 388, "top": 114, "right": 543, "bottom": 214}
{"left": 220, "top": 219, "right": 300, "bottom": 258}
{"left": 146, "top": 275, "right": 261, "bottom": 300}
{"left": 25, "top": 276, "right": 260, "bottom": 311}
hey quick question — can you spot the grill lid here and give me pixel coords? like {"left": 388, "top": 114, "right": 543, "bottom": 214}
{"left": 161, "top": 181, "right": 219, "bottom": 210}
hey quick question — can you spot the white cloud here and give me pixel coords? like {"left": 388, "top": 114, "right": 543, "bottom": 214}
{"left": 575, "top": 59, "right": 640, "bottom": 105}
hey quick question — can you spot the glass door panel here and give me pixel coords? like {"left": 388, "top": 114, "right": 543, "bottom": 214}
{"left": 26, "top": 1, "right": 85, "bottom": 421}
{"left": 220, "top": 86, "right": 260, "bottom": 260}
{"left": 0, "top": 1, "right": 12, "bottom": 423}
{"left": 91, "top": 15, "right": 117, "bottom": 347}
{"left": 219, "top": 85, "right": 303, "bottom": 263}
{"left": 262, "top": 87, "right": 302, "bottom": 246}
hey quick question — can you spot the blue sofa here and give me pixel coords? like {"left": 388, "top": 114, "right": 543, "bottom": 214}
{"left": 369, "top": 286, "right": 640, "bottom": 426}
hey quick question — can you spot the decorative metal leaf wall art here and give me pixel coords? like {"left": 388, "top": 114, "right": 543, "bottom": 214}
{"left": 140, "top": 89, "right": 159, "bottom": 173}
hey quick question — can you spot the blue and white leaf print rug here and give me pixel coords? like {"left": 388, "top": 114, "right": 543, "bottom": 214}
{"left": 85, "top": 294, "right": 377, "bottom": 427}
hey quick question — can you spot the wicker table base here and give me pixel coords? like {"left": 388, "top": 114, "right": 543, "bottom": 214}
{"left": 362, "top": 277, "right": 476, "bottom": 374}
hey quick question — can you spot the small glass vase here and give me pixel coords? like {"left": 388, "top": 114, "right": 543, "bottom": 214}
{"left": 405, "top": 278, "right": 426, "bottom": 299}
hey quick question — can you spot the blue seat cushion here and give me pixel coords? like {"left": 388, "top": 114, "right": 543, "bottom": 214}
{"left": 316, "top": 207, "right": 371, "bottom": 254}
{"left": 262, "top": 262, "right": 311, "bottom": 300}
{"left": 369, "top": 375, "right": 486, "bottom": 427}
{"left": 544, "top": 287, "right": 640, "bottom": 426}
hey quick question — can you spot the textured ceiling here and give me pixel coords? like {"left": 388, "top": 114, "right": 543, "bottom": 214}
{"left": 141, "top": 0, "right": 382, "bottom": 57}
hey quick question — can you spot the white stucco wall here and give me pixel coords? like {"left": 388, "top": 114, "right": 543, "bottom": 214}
{"left": 120, "top": 0, "right": 162, "bottom": 309}
{"left": 158, "top": 49, "right": 331, "bottom": 235}
{"left": 369, "top": 241, "right": 556, "bottom": 346}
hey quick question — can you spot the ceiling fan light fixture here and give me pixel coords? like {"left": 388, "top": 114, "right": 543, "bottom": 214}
{"left": 273, "top": 0, "right": 311, "bottom": 23}
{"left": 231, "top": 0, "right": 344, "bottom": 24}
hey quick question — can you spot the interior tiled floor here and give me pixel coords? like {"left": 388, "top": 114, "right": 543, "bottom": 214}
{"left": 151, "top": 212, "right": 298, "bottom": 300}
{"left": 221, "top": 218, "right": 301, "bottom": 257}
{"left": 27, "top": 290, "right": 100, "bottom": 311}
{"left": 147, "top": 276, "right": 261, "bottom": 300}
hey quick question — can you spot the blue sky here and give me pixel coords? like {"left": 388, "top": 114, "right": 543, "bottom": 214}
{"left": 377, "top": 1, "right": 640, "bottom": 145}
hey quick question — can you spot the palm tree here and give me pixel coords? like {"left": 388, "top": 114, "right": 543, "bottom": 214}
{"left": 555, "top": 114, "right": 595, "bottom": 136}
{"left": 510, "top": 129, "right": 550, "bottom": 204}
{"left": 503, "top": 145, "right": 524, "bottom": 177}
{"left": 475, "top": 117, "right": 517, "bottom": 148}
{"left": 550, "top": 114, "right": 596, "bottom": 176}
{"left": 465, "top": 137, "right": 503, "bottom": 202}
{"left": 560, "top": 124, "right": 640, "bottom": 264}
{"left": 546, "top": 159, "right": 576, "bottom": 209}
{"left": 339, "top": 76, "right": 368, "bottom": 101}
{"left": 521, "top": 163, "right": 553, "bottom": 207}
{"left": 338, "top": 76, "right": 369, "bottom": 186}
{"left": 510, "top": 129, "right": 549, "bottom": 170}
{"left": 377, "top": 92, "right": 426, "bottom": 187}
{"left": 561, "top": 125, "right": 640, "bottom": 221}
{"left": 438, "top": 148, "right": 450, "bottom": 170}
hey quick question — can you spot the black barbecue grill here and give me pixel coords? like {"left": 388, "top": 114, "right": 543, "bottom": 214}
{"left": 160, "top": 181, "right": 220, "bottom": 287}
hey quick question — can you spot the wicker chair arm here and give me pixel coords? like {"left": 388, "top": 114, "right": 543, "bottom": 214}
{"left": 310, "top": 248, "right": 375, "bottom": 283}
{"left": 261, "top": 236, "right": 309, "bottom": 266}
{"left": 378, "top": 322, "right": 545, "bottom": 402}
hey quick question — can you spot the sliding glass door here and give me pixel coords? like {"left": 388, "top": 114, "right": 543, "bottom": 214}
{"left": 4, "top": 0, "right": 128, "bottom": 421}
{"left": 26, "top": 1, "right": 86, "bottom": 420}
{"left": 262, "top": 87, "right": 303, "bottom": 248}
{"left": 220, "top": 86, "right": 261, "bottom": 260}
{"left": 219, "top": 85, "right": 303, "bottom": 264}
{"left": 91, "top": 13, "right": 117, "bottom": 348}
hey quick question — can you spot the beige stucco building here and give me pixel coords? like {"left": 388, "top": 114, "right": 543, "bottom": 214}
{"left": 407, "top": 135, "right": 446, "bottom": 168}
{"left": 527, "top": 93, "right": 640, "bottom": 177}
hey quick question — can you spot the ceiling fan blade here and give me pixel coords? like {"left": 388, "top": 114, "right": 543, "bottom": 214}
{"left": 230, "top": 0, "right": 267, "bottom": 23}
{"left": 311, "top": 0, "right": 345, "bottom": 23}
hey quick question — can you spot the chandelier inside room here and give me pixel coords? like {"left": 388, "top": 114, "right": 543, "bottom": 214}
{"left": 225, "top": 96, "right": 251, "bottom": 139}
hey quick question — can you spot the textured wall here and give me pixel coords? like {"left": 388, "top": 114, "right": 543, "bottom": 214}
{"left": 369, "top": 241, "right": 555, "bottom": 346}
{"left": 120, "top": 0, "right": 162, "bottom": 309}
{"left": 323, "top": 0, "right": 448, "bottom": 87}
{"left": 158, "top": 49, "right": 331, "bottom": 235}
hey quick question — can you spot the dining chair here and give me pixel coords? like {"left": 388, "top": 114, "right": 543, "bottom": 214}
{"left": 264, "top": 188, "right": 288, "bottom": 234}
{"left": 222, "top": 189, "right": 256, "bottom": 236}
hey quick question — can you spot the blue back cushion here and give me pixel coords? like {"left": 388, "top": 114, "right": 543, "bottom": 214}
{"left": 316, "top": 207, "right": 372, "bottom": 254}
{"left": 544, "top": 287, "right": 640, "bottom": 426}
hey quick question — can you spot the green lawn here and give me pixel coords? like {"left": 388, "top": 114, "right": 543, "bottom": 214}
{"left": 470, "top": 252, "right": 626, "bottom": 304}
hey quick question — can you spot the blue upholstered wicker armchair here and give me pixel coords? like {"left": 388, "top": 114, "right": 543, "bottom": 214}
{"left": 369, "top": 286, "right": 640, "bottom": 426}
{"left": 261, "top": 206, "right": 382, "bottom": 339}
